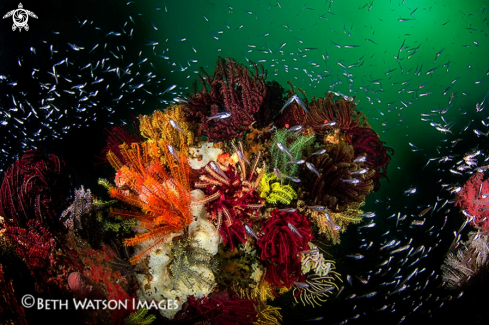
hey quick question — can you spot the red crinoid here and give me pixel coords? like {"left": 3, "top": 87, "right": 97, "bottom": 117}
{"left": 258, "top": 209, "right": 313, "bottom": 288}
{"left": 194, "top": 145, "right": 265, "bottom": 251}
{"left": 0, "top": 150, "right": 71, "bottom": 229}
{"left": 185, "top": 57, "right": 267, "bottom": 140}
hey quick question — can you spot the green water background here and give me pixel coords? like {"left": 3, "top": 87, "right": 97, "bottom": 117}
{"left": 134, "top": 0, "right": 489, "bottom": 209}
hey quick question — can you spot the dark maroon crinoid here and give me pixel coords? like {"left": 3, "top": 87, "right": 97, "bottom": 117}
{"left": 253, "top": 80, "right": 286, "bottom": 129}
{"left": 305, "top": 93, "right": 367, "bottom": 136}
{"left": 185, "top": 57, "right": 267, "bottom": 140}
{"left": 258, "top": 209, "right": 313, "bottom": 288}
{"left": 346, "top": 127, "right": 393, "bottom": 191}
{"left": 0, "top": 150, "right": 71, "bottom": 228}
{"left": 98, "top": 117, "right": 141, "bottom": 166}
{"left": 302, "top": 142, "right": 375, "bottom": 212}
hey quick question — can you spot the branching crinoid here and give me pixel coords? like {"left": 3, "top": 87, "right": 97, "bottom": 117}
{"left": 268, "top": 128, "right": 315, "bottom": 177}
{"left": 297, "top": 200, "right": 364, "bottom": 244}
{"left": 139, "top": 104, "right": 194, "bottom": 150}
{"left": 60, "top": 186, "right": 119, "bottom": 247}
{"left": 61, "top": 186, "right": 98, "bottom": 231}
{"left": 304, "top": 93, "right": 366, "bottom": 138}
{"left": 104, "top": 139, "right": 192, "bottom": 265}
{"left": 185, "top": 57, "right": 267, "bottom": 140}
{"left": 169, "top": 237, "right": 218, "bottom": 293}
{"left": 293, "top": 263, "right": 342, "bottom": 307}
{"left": 442, "top": 231, "right": 489, "bottom": 289}
{"left": 301, "top": 142, "right": 374, "bottom": 213}
{"left": 193, "top": 141, "right": 266, "bottom": 251}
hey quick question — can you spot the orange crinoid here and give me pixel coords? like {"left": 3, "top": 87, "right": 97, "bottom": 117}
{"left": 105, "top": 136, "right": 192, "bottom": 264}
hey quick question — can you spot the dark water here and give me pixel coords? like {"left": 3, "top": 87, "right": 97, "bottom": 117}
{"left": 0, "top": 0, "right": 488, "bottom": 324}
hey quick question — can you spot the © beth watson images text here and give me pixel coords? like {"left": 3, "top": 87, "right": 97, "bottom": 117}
{"left": 21, "top": 295, "right": 178, "bottom": 311}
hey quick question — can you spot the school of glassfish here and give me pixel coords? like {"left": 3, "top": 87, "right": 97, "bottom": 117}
{"left": 0, "top": 0, "right": 488, "bottom": 324}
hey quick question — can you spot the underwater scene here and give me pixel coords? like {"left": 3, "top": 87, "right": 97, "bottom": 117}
{"left": 0, "top": 0, "right": 488, "bottom": 324}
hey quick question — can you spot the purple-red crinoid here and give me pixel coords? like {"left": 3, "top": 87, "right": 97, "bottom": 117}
{"left": 258, "top": 209, "right": 313, "bottom": 288}
{"left": 0, "top": 150, "right": 71, "bottom": 229}
{"left": 185, "top": 57, "right": 267, "bottom": 140}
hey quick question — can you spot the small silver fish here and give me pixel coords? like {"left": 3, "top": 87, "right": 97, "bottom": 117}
{"left": 169, "top": 119, "right": 185, "bottom": 135}
{"left": 280, "top": 94, "right": 308, "bottom": 113}
{"left": 404, "top": 187, "right": 417, "bottom": 195}
{"left": 245, "top": 224, "right": 260, "bottom": 241}
{"left": 350, "top": 168, "right": 367, "bottom": 175}
{"left": 324, "top": 212, "right": 342, "bottom": 230}
{"left": 306, "top": 162, "right": 321, "bottom": 177}
{"left": 321, "top": 121, "right": 337, "bottom": 127}
{"left": 300, "top": 248, "right": 319, "bottom": 254}
{"left": 357, "top": 291, "right": 377, "bottom": 299}
{"left": 287, "top": 125, "right": 303, "bottom": 133}
{"left": 353, "top": 156, "right": 367, "bottom": 163}
{"left": 207, "top": 112, "right": 231, "bottom": 120}
{"left": 274, "top": 167, "right": 283, "bottom": 184}
{"left": 286, "top": 159, "right": 305, "bottom": 165}
{"left": 209, "top": 161, "right": 230, "bottom": 181}
{"left": 358, "top": 222, "right": 376, "bottom": 229}
{"left": 167, "top": 145, "right": 180, "bottom": 163}
{"left": 341, "top": 179, "right": 360, "bottom": 184}
{"left": 307, "top": 205, "right": 325, "bottom": 210}
{"left": 293, "top": 281, "right": 309, "bottom": 288}
{"left": 346, "top": 253, "right": 364, "bottom": 259}
{"left": 278, "top": 208, "right": 297, "bottom": 213}
{"left": 237, "top": 150, "right": 251, "bottom": 165}
{"left": 358, "top": 212, "right": 376, "bottom": 218}
{"left": 285, "top": 176, "right": 301, "bottom": 182}
{"left": 288, "top": 222, "right": 303, "bottom": 238}
{"left": 276, "top": 142, "right": 294, "bottom": 161}
{"left": 310, "top": 148, "right": 327, "bottom": 156}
